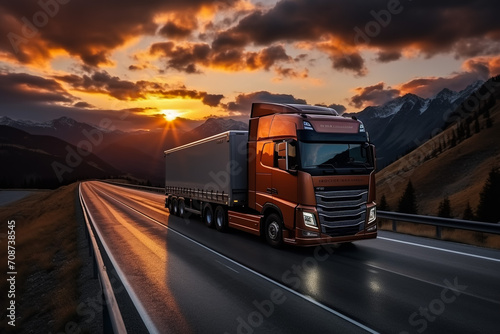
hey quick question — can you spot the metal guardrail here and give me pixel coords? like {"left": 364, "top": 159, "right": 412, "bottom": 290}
{"left": 79, "top": 184, "right": 127, "bottom": 334}
{"left": 378, "top": 210, "right": 500, "bottom": 237}
{"left": 103, "top": 180, "right": 164, "bottom": 194}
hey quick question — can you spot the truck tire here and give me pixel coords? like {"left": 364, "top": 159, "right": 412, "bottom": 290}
{"left": 214, "top": 205, "right": 228, "bottom": 232}
{"left": 265, "top": 213, "right": 284, "bottom": 248}
{"left": 203, "top": 203, "right": 214, "bottom": 228}
{"left": 172, "top": 198, "right": 179, "bottom": 216}
{"left": 167, "top": 197, "right": 174, "bottom": 213}
{"left": 178, "top": 199, "right": 185, "bottom": 218}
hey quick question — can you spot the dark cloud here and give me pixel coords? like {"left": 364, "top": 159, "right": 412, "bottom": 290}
{"left": 159, "top": 20, "right": 195, "bottom": 39}
{"left": 210, "top": 0, "right": 500, "bottom": 75}
{"left": 73, "top": 101, "right": 94, "bottom": 109}
{"left": 350, "top": 82, "right": 400, "bottom": 109}
{"left": 327, "top": 103, "right": 347, "bottom": 114}
{"left": 376, "top": 50, "right": 402, "bottom": 63}
{"left": 224, "top": 91, "right": 307, "bottom": 115}
{"left": 150, "top": 41, "right": 293, "bottom": 73}
{"left": 150, "top": 42, "right": 211, "bottom": 73}
{"left": 202, "top": 94, "right": 224, "bottom": 107}
{"left": 0, "top": 71, "right": 74, "bottom": 104}
{"left": 0, "top": 0, "right": 238, "bottom": 66}
{"left": 55, "top": 69, "right": 224, "bottom": 106}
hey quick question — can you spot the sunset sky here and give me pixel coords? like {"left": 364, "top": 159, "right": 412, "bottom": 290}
{"left": 1, "top": 0, "right": 499, "bottom": 131}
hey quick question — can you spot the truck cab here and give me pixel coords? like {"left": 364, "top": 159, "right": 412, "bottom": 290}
{"left": 246, "top": 103, "right": 377, "bottom": 246}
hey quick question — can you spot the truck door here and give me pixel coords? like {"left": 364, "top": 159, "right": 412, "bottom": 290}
{"left": 272, "top": 140, "right": 298, "bottom": 231}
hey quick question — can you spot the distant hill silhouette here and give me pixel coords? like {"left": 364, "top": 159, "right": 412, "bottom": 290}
{"left": 0, "top": 126, "right": 121, "bottom": 188}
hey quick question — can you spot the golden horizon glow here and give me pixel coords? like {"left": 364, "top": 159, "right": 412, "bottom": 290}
{"left": 161, "top": 109, "right": 180, "bottom": 122}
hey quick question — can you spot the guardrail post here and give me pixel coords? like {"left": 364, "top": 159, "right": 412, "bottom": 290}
{"left": 392, "top": 220, "right": 397, "bottom": 232}
{"left": 436, "top": 226, "right": 442, "bottom": 239}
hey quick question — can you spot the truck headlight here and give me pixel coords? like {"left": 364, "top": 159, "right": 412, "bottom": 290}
{"left": 368, "top": 207, "right": 376, "bottom": 223}
{"left": 303, "top": 212, "right": 318, "bottom": 228}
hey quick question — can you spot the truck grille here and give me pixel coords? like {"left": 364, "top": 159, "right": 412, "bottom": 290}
{"left": 315, "top": 188, "right": 367, "bottom": 237}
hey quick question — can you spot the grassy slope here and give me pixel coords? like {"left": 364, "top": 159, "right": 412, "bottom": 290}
{"left": 376, "top": 100, "right": 500, "bottom": 217}
{"left": 0, "top": 184, "right": 81, "bottom": 333}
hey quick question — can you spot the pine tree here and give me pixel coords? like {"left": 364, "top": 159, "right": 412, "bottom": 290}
{"left": 463, "top": 202, "right": 475, "bottom": 221}
{"left": 437, "top": 196, "right": 452, "bottom": 218}
{"left": 379, "top": 194, "right": 390, "bottom": 211}
{"left": 398, "top": 180, "right": 418, "bottom": 214}
{"left": 476, "top": 167, "right": 500, "bottom": 223}
{"left": 474, "top": 116, "right": 480, "bottom": 134}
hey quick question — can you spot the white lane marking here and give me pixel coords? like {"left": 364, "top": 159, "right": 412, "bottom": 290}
{"left": 100, "top": 188, "right": 380, "bottom": 334}
{"left": 81, "top": 183, "right": 160, "bottom": 334}
{"left": 365, "top": 262, "right": 500, "bottom": 305}
{"left": 378, "top": 236, "right": 500, "bottom": 263}
{"left": 215, "top": 260, "right": 240, "bottom": 274}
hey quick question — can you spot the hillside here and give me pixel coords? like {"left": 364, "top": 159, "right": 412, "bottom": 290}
{"left": 0, "top": 126, "right": 121, "bottom": 188}
{"left": 376, "top": 79, "right": 500, "bottom": 218}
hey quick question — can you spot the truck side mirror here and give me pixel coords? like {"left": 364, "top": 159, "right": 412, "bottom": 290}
{"left": 277, "top": 142, "right": 287, "bottom": 158}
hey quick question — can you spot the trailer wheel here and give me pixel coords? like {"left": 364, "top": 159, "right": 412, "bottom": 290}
{"left": 203, "top": 204, "right": 214, "bottom": 228}
{"left": 265, "top": 213, "right": 284, "bottom": 248}
{"left": 172, "top": 198, "right": 179, "bottom": 216}
{"left": 214, "top": 205, "right": 228, "bottom": 232}
{"left": 178, "top": 199, "right": 185, "bottom": 218}
{"left": 167, "top": 196, "right": 174, "bottom": 213}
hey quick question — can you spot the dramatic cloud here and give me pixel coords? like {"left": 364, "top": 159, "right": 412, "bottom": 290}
{"left": 0, "top": 0, "right": 238, "bottom": 66}
{"left": 350, "top": 82, "right": 400, "bottom": 109}
{"left": 149, "top": 41, "right": 294, "bottom": 73}
{"left": 398, "top": 56, "right": 500, "bottom": 98}
{"left": 210, "top": 0, "right": 500, "bottom": 75}
{"left": 224, "top": 91, "right": 307, "bottom": 115}
{"left": 0, "top": 71, "right": 75, "bottom": 104}
{"left": 54, "top": 69, "right": 224, "bottom": 106}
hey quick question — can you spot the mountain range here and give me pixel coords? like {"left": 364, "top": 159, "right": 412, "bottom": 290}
{"left": 0, "top": 116, "right": 248, "bottom": 186}
{"left": 347, "top": 80, "right": 485, "bottom": 168}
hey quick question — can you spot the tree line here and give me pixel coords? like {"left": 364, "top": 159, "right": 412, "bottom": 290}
{"left": 378, "top": 166, "right": 500, "bottom": 223}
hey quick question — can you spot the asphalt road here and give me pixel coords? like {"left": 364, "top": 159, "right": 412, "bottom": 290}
{"left": 80, "top": 181, "right": 500, "bottom": 334}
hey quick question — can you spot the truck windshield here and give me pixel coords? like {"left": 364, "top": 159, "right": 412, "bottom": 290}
{"left": 299, "top": 142, "right": 373, "bottom": 173}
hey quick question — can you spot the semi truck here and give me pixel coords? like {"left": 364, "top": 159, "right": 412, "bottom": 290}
{"left": 164, "top": 103, "right": 377, "bottom": 247}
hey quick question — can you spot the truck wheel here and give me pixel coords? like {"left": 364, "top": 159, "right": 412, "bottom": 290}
{"left": 265, "top": 213, "right": 284, "bottom": 248}
{"left": 178, "top": 199, "right": 185, "bottom": 218}
{"left": 203, "top": 204, "right": 214, "bottom": 228}
{"left": 167, "top": 197, "right": 174, "bottom": 213}
{"left": 172, "top": 198, "right": 179, "bottom": 216}
{"left": 214, "top": 205, "right": 228, "bottom": 232}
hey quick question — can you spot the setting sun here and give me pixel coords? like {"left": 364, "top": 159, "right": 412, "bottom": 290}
{"left": 162, "top": 109, "right": 179, "bottom": 122}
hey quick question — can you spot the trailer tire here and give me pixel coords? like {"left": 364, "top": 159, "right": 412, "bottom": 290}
{"left": 214, "top": 205, "right": 228, "bottom": 232}
{"left": 172, "top": 198, "right": 179, "bottom": 216}
{"left": 203, "top": 204, "right": 214, "bottom": 228}
{"left": 167, "top": 196, "right": 174, "bottom": 213}
{"left": 265, "top": 213, "right": 284, "bottom": 248}
{"left": 178, "top": 199, "right": 185, "bottom": 218}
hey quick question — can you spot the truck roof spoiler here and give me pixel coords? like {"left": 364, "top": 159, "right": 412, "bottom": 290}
{"left": 250, "top": 102, "right": 339, "bottom": 118}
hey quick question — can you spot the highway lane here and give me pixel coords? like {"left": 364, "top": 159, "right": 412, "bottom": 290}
{"left": 81, "top": 181, "right": 500, "bottom": 333}
{"left": 80, "top": 181, "right": 371, "bottom": 333}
